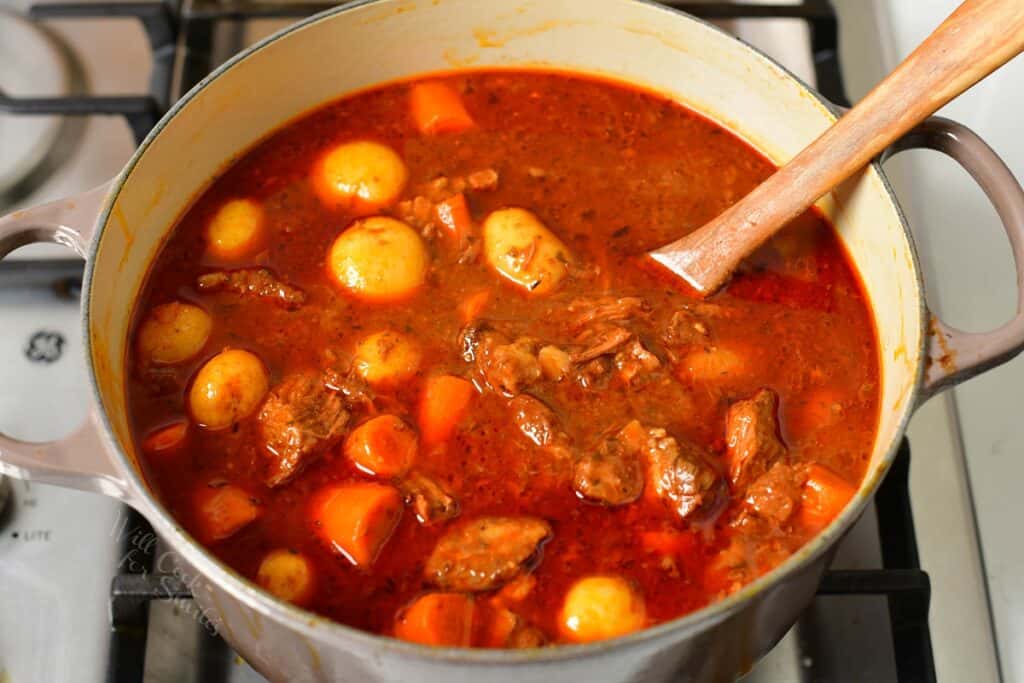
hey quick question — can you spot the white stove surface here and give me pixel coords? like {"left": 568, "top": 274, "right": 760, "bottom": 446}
{"left": 0, "top": 1, "right": 149, "bottom": 682}
{"left": 836, "top": 0, "right": 1024, "bottom": 680}
{"left": 0, "top": 1, "right": 1012, "bottom": 682}
{"left": 0, "top": 284, "right": 122, "bottom": 683}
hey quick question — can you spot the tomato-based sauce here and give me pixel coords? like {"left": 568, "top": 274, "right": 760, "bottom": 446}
{"left": 127, "top": 72, "right": 879, "bottom": 647}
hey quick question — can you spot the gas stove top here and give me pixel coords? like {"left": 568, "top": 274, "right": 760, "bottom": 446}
{"left": 0, "top": 2, "right": 1010, "bottom": 682}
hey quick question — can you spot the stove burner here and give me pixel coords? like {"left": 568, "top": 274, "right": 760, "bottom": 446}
{"left": 0, "top": 9, "right": 72, "bottom": 200}
{"left": 24, "top": 329, "right": 64, "bottom": 363}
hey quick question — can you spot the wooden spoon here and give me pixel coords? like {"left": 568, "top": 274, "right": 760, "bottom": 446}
{"left": 650, "top": 0, "right": 1024, "bottom": 295}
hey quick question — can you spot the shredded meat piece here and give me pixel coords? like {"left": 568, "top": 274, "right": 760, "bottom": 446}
{"left": 462, "top": 326, "right": 541, "bottom": 396}
{"left": 568, "top": 296, "right": 650, "bottom": 329}
{"left": 744, "top": 462, "right": 804, "bottom": 523}
{"left": 661, "top": 309, "right": 710, "bottom": 348}
{"left": 197, "top": 269, "right": 306, "bottom": 310}
{"left": 576, "top": 357, "right": 610, "bottom": 388}
{"left": 456, "top": 236, "right": 481, "bottom": 265}
{"left": 726, "top": 388, "right": 787, "bottom": 490}
{"left": 320, "top": 349, "right": 375, "bottom": 411}
{"left": 642, "top": 425, "right": 727, "bottom": 521}
{"left": 425, "top": 516, "right": 551, "bottom": 592}
{"left": 572, "top": 326, "right": 632, "bottom": 363}
{"left": 258, "top": 372, "right": 349, "bottom": 487}
{"left": 467, "top": 168, "right": 499, "bottom": 191}
{"left": 614, "top": 338, "right": 661, "bottom": 382}
{"left": 573, "top": 432, "right": 645, "bottom": 506}
{"left": 399, "top": 471, "right": 459, "bottom": 525}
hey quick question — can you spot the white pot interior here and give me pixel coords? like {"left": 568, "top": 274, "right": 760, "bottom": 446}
{"left": 88, "top": 0, "right": 922, "bottom": 536}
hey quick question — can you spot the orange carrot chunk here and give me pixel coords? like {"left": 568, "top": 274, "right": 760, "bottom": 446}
{"left": 311, "top": 483, "right": 403, "bottom": 567}
{"left": 395, "top": 592, "right": 475, "bottom": 646}
{"left": 344, "top": 415, "right": 419, "bottom": 478}
{"left": 457, "top": 288, "right": 492, "bottom": 324}
{"left": 142, "top": 420, "right": 189, "bottom": 454}
{"left": 435, "top": 193, "right": 474, "bottom": 246}
{"left": 195, "top": 484, "right": 261, "bottom": 542}
{"left": 479, "top": 606, "right": 519, "bottom": 648}
{"left": 410, "top": 81, "right": 475, "bottom": 135}
{"left": 418, "top": 375, "right": 475, "bottom": 447}
{"left": 798, "top": 464, "right": 857, "bottom": 532}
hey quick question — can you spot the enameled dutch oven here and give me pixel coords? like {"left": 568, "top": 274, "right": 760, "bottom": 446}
{"left": 2, "top": 1, "right": 1024, "bottom": 681}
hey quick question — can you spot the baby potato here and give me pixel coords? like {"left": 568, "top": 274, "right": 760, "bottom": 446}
{"left": 314, "top": 140, "right": 408, "bottom": 214}
{"left": 680, "top": 345, "right": 746, "bottom": 383}
{"left": 137, "top": 302, "right": 213, "bottom": 365}
{"left": 327, "top": 216, "right": 429, "bottom": 302}
{"left": 205, "top": 198, "right": 265, "bottom": 261}
{"left": 482, "top": 208, "right": 572, "bottom": 295}
{"left": 257, "top": 549, "right": 315, "bottom": 606}
{"left": 189, "top": 348, "right": 269, "bottom": 430}
{"left": 352, "top": 330, "right": 422, "bottom": 387}
{"left": 559, "top": 575, "right": 647, "bottom": 643}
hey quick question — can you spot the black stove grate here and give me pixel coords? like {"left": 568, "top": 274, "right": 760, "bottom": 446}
{"left": 4, "top": 1, "right": 930, "bottom": 680}
{"left": 0, "top": 1, "right": 851, "bottom": 148}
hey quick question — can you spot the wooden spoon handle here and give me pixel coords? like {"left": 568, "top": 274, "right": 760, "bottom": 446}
{"left": 652, "top": 0, "right": 1024, "bottom": 294}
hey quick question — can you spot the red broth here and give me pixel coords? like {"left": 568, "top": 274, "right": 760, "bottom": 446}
{"left": 126, "top": 71, "right": 879, "bottom": 647}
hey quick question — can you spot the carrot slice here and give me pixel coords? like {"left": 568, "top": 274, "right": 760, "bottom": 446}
{"left": 195, "top": 484, "right": 261, "bottom": 542}
{"left": 311, "top": 483, "right": 403, "bottom": 567}
{"left": 344, "top": 415, "right": 418, "bottom": 478}
{"left": 479, "top": 606, "right": 519, "bottom": 648}
{"left": 418, "top": 375, "right": 475, "bottom": 447}
{"left": 798, "top": 464, "right": 857, "bottom": 532}
{"left": 435, "top": 193, "right": 474, "bottom": 246}
{"left": 142, "top": 420, "right": 189, "bottom": 454}
{"left": 457, "top": 288, "right": 492, "bottom": 324}
{"left": 395, "top": 592, "right": 475, "bottom": 646}
{"left": 410, "top": 82, "right": 475, "bottom": 135}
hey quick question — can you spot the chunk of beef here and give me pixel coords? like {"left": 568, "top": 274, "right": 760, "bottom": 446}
{"left": 509, "top": 395, "right": 569, "bottom": 452}
{"left": 568, "top": 296, "right": 650, "bottom": 329}
{"left": 642, "top": 426, "right": 727, "bottom": 522}
{"left": 511, "top": 398, "right": 551, "bottom": 443}
{"left": 320, "top": 349, "right": 375, "bottom": 411}
{"left": 258, "top": 372, "right": 349, "bottom": 487}
{"left": 462, "top": 326, "right": 541, "bottom": 396}
{"left": 425, "top": 516, "right": 551, "bottom": 592}
{"left": 197, "top": 269, "right": 306, "bottom": 310}
{"left": 726, "top": 389, "right": 787, "bottom": 490}
{"left": 744, "top": 462, "right": 804, "bottom": 524}
{"left": 614, "top": 338, "right": 661, "bottom": 382}
{"left": 571, "top": 326, "right": 632, "bottom": 364}
{"left": 576, "top": 357, "right": 610, "bottom": 389}
{"left": 661, "top": 309, "right": 710, "bottom": 348}
{"left": 572, "top": 424, "right": 645, "bottom": 506}
{"left": 399, "top": 471, "right": 459, "bottom": 525}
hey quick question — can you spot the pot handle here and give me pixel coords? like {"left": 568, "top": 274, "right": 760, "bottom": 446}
{"left": 0, "top": 180, "right": 130, "bottom": 500}
{"left": 881, "top": 117, "right": 1024, "bottom": 402}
